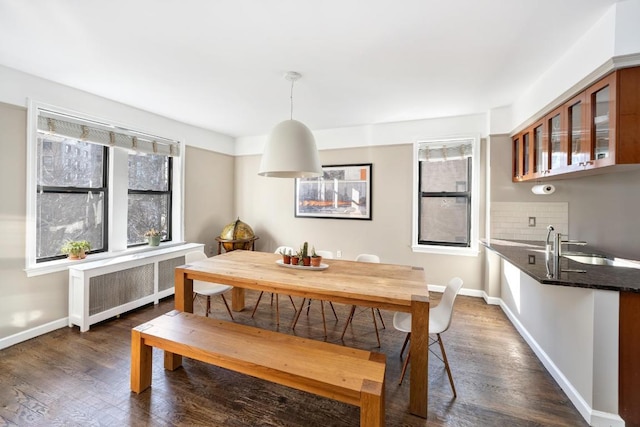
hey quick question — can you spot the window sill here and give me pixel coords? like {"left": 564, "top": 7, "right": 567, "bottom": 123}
{"left": 25, "top": 241, "right": 188, "bottom": 277}
{"left": 411, "top": 244, "right": 479, "bottom": 257}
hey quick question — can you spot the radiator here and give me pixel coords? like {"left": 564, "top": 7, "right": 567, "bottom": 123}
{"left": 68, "top": 243, "right": 204, "bottom": 332}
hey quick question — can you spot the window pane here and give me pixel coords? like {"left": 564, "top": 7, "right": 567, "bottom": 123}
{"left": 37, "top": 137, "right": 104, "bottom": 187}
{"left": 420, "top": 197, "right": 469, "bottom": 244}
{"left": 420, "top": 159, "right": 468, "bottom": 192}
{"left": 128, "top": 153, "right": 169, "bottom": 191}
{"left": 36, "top": 192, "right": 105, "bottom": 258}
{"left": 127, "top": 193, "right": 170, "bottom": 244}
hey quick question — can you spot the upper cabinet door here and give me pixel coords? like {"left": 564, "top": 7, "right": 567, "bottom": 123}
{"left": 532, "top": 121, "right": 547, "bottom": 177}
{"left": 587, "top": 72, "right": 616, "bottom": 168}
{"left": 546, "top": 107, "right": 566, "bottom": 173}
{"left": 565, "top": 92, "right": 590, "bottom": 170}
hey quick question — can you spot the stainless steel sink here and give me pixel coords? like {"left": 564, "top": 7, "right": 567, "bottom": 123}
{"left": 563, "top": 254, "right": 640, "bottom": 269}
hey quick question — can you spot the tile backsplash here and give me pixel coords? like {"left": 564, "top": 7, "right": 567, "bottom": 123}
{"left": 491, "top": 202, "right": 568, "bottom": 241}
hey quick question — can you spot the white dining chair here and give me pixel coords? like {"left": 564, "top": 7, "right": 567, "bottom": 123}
{"left": 185, "top": 251, "right": 234, "bottom": 320}
{"left": 392, "top": 276, "right": 464, "bottom": 396}
{"left": 291, "top": 250, "right": 339, "bottom": 338}
{"left": 251, "top": 246, "right": 297, "bottom": 325}
{"left": 340, "top": 253, "right": 385, "bottom": 347}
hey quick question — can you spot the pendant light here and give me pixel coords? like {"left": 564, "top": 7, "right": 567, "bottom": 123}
{"left": 258, "top": 71, "right": 322, "bottom": 178}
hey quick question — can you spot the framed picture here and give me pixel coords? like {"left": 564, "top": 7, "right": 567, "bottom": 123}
{"left": 295, "top": 163, "right": 372, "bottom": 220}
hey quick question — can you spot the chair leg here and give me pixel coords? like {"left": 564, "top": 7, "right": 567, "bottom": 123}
{"left": 320, "top": 301, "right": 327, "bottom": 339}
{"left": 328, "top": 302, "right": 339, "bottom": 320}
{"left": 220, "top": 294, "right": 234, "bottom": 321}
{"left": 340, "top": 305, "right": 357, "bottom": 341}
{"left": 376, "top": 308, "right": 386, "bottom": 329}
{"left": 400, "top": 333, "right": 411, "bottom": 359}
{"left": 370, "top": 308, "right": 381, "bottom": 348}
{"left": 291, "top": 298, "right": 306, "bottom": 330}
{"left": 205, "top": 296, "right": 211, "bottom": 318}
{"left": 398, "top": 351, "right": 410, "bottom": 386}
{"left": 251, "top": 291, "right": 265, "bottom": 318}
{"left": 288, "top": 295, "right": 297, "bottom": 311}
{"left": 275, "top": 293, "right": 280, "bottom": 326}
{"left": 437, "top": 333, "right": 457, "bottom": 398}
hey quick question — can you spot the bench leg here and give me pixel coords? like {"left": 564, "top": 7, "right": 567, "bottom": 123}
{"left": 164, "top": 350, "right": 183, "bottom": 371}
{"left": 360, "top": 379, "right": 385, "bottom": 427}
{"left": 131, "top": 328, "right": 152, "bottom": 393}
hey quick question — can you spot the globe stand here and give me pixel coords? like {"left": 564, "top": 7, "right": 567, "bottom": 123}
{"left": 215, "top": 236, "right": 259, "bottom": 254}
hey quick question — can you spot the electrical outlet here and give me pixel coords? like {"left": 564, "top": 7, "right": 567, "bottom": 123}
{"left": 336, "top": 250, "right": 342, "bottom": 258}
{"left": 528, "top": 217, "right": 536, "bottom": 227}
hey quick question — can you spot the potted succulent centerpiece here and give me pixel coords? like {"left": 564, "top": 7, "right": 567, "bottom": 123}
{"left": 144, "top": 228, "right": 162, "bottom": 246}
{"left": 61, "top": 240, "right": 91, "bottom": 260}
{"left": 310, "top": 247, "right": 323, "bottom": 267}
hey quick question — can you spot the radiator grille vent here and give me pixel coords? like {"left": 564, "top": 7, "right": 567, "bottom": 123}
{"left": 159, "top": 256, "right": 185, "bottom": 291}
{"left": 89, "top": 264, "right": 154, "bottom": 315}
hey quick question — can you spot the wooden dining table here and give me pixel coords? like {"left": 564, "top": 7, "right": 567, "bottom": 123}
{"left": 173, "top": 250, "right": 430, "bottom": 418}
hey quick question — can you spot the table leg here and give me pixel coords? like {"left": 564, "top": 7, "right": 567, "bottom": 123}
{"left": 409, "top": 294, "right": 430, "bottom": 418}
{"left": 232, "top": 287, "right": 245, "bottom": 312}
{"left": 174, "top": 267, "right": 193, "bottom": 313}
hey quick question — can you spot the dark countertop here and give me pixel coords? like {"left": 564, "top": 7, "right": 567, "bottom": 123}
{"left": 482, "top": 239, "right": 640, "bottom": 293}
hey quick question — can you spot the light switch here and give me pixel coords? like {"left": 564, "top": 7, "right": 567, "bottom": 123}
{"left": 528, "top": 217, "right": 536, "bottom": 227}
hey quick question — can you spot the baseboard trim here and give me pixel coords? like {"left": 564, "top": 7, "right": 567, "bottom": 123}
{"left": 499, "top": 301, "right": 624, "bottom": 427}
{"left": 0, "top": 318, "right": 68, "bottom": 350}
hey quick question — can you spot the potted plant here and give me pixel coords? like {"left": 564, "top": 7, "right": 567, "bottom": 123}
{"left": 290, "top": 252, "right": 300, "bottom": 266}
{"left": 61, "top": 240, "right": 91, "bottom": 260}
{"left": 144, "top": 228, "right": 162, "bottom": 246}
{"left": 300, "top": 241, "right": 311, "bottom": 266}
{"left": 310, "top": 247, "right": 323, "bottom": 267}
{"left": 279, "top": 247, "right": 292, "bottom": 264}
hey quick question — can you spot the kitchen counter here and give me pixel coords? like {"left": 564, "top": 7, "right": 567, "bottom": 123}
{"left": 482, "top": 239, "right": 640, "bottom": 293}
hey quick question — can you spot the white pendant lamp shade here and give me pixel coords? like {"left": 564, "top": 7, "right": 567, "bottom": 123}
{"left": 258, "top": 71, "right": 322, "bottom": 178}
{"left": 258, "top": 119, "right": 322, "bottom": 177}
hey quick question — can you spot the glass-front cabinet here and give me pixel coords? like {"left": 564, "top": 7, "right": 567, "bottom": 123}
{"left": 546, "top": 108, "right": 565, "bottom": 172}
{"left": 587, "top": 72, "right": 616, "bottom": 168}
{"left": 511, "top": 66, "right": 640, "bottom": 181}
{"left": 565, "top": 92, "right": 589, "bottom": 169}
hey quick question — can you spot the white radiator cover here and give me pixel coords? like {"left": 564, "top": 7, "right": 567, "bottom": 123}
{"left": 68, "top": 243, "right": 204, "bottom": 331}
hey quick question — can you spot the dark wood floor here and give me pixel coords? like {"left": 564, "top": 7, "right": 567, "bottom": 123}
{"left": 0, "top": 291, "right": 587, "bottom": 426}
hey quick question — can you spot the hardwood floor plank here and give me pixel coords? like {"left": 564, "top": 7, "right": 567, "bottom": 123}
{"left": 0, "top": 292, "right": 588, "bottom": 426}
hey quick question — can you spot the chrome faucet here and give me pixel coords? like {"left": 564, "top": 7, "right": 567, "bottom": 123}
{"left": 546, "top": 225, "right": 587, "bottom": 257}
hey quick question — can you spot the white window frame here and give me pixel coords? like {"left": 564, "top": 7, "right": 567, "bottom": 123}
{"left": 411, "top": 135, "right": 480, "bottom": 257}
{"left": 25, "top": 100, "right": 186, "bottom": 276}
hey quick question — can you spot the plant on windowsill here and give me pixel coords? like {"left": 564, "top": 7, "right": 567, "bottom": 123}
{"left": 61, "top": 240, "right": 91, "bottom": 260}
{"left": 144, "top": 228, "right": 162, "bottom": 246}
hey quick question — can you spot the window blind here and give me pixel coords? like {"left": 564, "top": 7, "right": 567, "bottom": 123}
{"left": 418, "top": 140, "right": 472, "bottom": 162}
{"left": 37, "top": 109, "right": 180, "bottom": 157}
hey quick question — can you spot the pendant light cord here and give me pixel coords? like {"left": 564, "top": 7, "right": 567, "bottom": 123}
{"left": 290, "top": 78, "right": 295, "bottom": 120}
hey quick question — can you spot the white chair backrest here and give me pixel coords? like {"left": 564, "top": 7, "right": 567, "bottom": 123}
{"left": 355, "top": 253, "right": 380, "bottom": 263}
{"left": 186, "top": 251, "right": 207, "bottom": 263}
{"left": 315, "top": 250, "right": 334, "bottom": 259}
{"left": 431, "top": 277, "right": 463, "bottom": 333}
{"left": 274, "top": 246, "right": 295, "bottom": 255}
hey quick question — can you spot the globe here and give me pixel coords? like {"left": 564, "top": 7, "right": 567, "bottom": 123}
{"left": 219, "top": 218, "right": 256, "bottom": 251}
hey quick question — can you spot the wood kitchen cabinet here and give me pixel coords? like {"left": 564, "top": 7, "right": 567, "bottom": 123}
{"left": 512, "top": 66, "right": 640, "bottom": 181}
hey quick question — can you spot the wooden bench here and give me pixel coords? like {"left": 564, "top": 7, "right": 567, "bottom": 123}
{"left": 130, "top": 310, "right": 386, "bottom": 426}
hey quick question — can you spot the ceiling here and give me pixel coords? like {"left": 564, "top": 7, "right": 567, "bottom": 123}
{"left": 0, "top": 0, "right": 618, "bottom": 138}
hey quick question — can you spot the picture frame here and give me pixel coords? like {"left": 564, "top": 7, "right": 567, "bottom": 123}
{"left": 294, "top": 163, "right": 372, "bottom": 220}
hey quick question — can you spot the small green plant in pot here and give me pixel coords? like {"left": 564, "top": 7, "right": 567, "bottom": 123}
{"left": 61, "top": 240, "right": 91, "bottom": 260}
{"left": 144, "top": 228, "right": 162, "bottom": 246}
{"left": 300, "top": 241, "right": 311, "bottom": 266}
{"left": 310, "top": 247, "right": 323, "bottom": 267}
{"left": 279, "top": 247, "right": 292, "bottom": 264}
